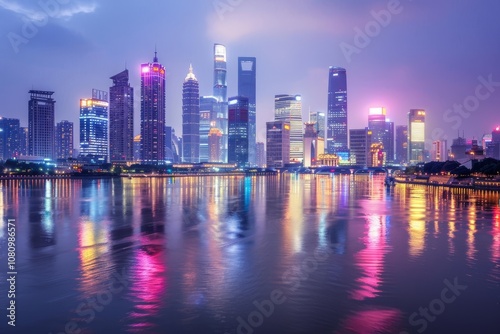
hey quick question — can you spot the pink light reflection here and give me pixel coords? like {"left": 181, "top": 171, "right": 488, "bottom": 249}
{"left": 127, "top": 243, "right": 167, "bottom": 333}
{"left": 141, "top": 66, "right": 150, "bottom": 73}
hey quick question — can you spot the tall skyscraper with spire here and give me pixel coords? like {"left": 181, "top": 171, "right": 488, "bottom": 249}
{"left": 213, "top": 44, "right": 228, "bottom": 162}
{"left": 140, "top": 50, "right": 166, "bottom": 164}
{"left": 109, "top": 69, "right": 134, "bottom": 163}
{"left": 327, "top": 67, "right": 348, "bottom": 161}
{"left": 238, "top": 57, "right": 256, "bottom": 166}
{"left": 28, "top": 90, "right": 55, "bottom": 159}
{"left": 182, "top": 65, "right": 200, "bottom": 163}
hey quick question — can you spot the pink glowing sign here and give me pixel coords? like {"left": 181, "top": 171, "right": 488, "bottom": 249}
{"left": 142, "top": 66, "right": 150, "bottom": 73}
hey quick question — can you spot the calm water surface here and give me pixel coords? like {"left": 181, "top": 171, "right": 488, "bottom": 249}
{"left": 0, "top": 175, "right": 499, "bottom": 334}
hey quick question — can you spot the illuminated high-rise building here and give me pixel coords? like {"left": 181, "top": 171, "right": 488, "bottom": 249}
{"left": 199, "top": 96, "right": 217, "bottom": 162}
{"left": 79, "top": 89, "right": 109, "bottom": 162}
{"left": 228, "top": 96, "right": 249, "bottom": 166}
{"left": 395, "top": 125, "right": 408, "bottom": 164}
{"left": 109, "top": 69, "right": 134, "bottom": 163}
{"left": 141, "top": 51, "right": 166, "bottom": 164}
{"left": 256, "top": 142, "right": 266, "bottom": 168}
{"left": 266, "top": 121, "right": 290, "bottom": 168}
{"left": 274, "top": 94, "right": 302, "bottom": 162}
{"left": 55, "top": 120, "right": 73, "bottom": 159}
{"left": 327, "top": 67, "right": 348, "bottom": 160}
{"left": 28, "top": 90, "right": 55, "bottom": 159}
{"left": 19, "top": 127, "right": 28, "bottom": 156}
{"left": 182, "top": 65, "right": 200, "bottom": 163}
{"left": 238, "top": 57, "right": 256, "bottom": 166}
{"left": 213, "top": 43, "right": 228, "bottom": 162}
{"left": 303, "top": 122, "right": 319, "bottom": 167}
{"left": 133, "top": 134, "right": 141, "bottom": 161}
{"left": 0, "top": 117, "right": 20, "bottom": 160}
{"left": 349, "top": 128, "right": 372, "bottom": 166}
{"left": 310, "top": 111, "right": 326, "bottom": 139}
{"left": 408, "top": 109, "right": 426, "bottom": 163}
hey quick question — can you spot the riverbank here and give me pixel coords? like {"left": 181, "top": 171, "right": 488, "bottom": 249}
{"left": 395, "top": 175, "right": 500, "bottom": 191}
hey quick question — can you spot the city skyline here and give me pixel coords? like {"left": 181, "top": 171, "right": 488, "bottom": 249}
{"left": 2, "top": 1, "right": 500, "bottom": 146}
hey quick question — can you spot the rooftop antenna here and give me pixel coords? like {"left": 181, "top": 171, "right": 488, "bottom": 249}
{"left": 153, "top": 44, "right": 158, "bottom": 62}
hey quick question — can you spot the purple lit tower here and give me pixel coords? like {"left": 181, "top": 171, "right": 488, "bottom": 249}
{"left": 140, "top": 51, "right": 166, "bottom": 164}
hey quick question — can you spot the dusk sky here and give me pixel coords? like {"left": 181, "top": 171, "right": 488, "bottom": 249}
{"left": 1, "top": 0, "right": 500, "bottom": 146}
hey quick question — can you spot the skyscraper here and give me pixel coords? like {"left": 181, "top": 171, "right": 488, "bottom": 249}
{"left": 182, "top": 65, "right": 200, "bottom": 163}
{"left": 384, "top": 121, "right": 394, "bottom": 164}
{"left": 368, "top": 107, "right": 394, "bottom": 165}
{"left": 213, "top": 44, "right": 228, "bottom": 162}
{"left": 327, "top": 67, "right": 348, "bottom": 160}
{"left": 109, "top": 69, "right": 134, "bottom": 163}
{"left": 349, "top": 128, "right": 372, "bottom": 166}
{"left": 408, "top": 109, "right": 426, "bottom": 163}
{"left": 395, "top": 125, "right": 408, "bottom": 164}
{"left": 28, "top": 90, "right": 55, "bottom": 159}
{"left": 274, "top": 94, "right": 302, "bottom": 162}
{"left": 79, "top": 89, "right": 109, "bottom": 162}
{"left": 368, "top": 107, "right": 387, "bottom": 146}
{"left": 55, "top": 120, "right": 73, "bottom": 159}
{"left": 303, "top": 122, "right": 319, "bottom": 167}
{"left": 238, "top": 57, "right": 256, "bottom": 166}
{"left": 266, "top": 121, "right": 290, "bottom": 168}
{"left": 141, "top": 51, "right": 166, "bottom": 164}
{"left": 310, "top": 111, "right": 326, "bottom": 139}
{"left": 228, "top": 96, "right": 249, "bottom": 166}
{"left": 199, "top": 96, "right": 217, "bottom": 162}
{"left": 0, "top": 117, "right": 20, "bottom": 160}
{"left": 19, "top": 127, "right": 28, "bottom": 156}
{"left": 256, "top": 142, "right": 266, "bottom": 168}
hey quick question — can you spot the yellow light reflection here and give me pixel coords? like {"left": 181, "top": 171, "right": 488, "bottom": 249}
{"left": 408, "top": 189, "right": 426, "bottom": 258}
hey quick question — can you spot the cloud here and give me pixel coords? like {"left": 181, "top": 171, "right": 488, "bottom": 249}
{"left": 0, "top": 0, "right": 97, "bottom": 21}
{"left": 207, "top": 0, "right": 358, "bottom": 43}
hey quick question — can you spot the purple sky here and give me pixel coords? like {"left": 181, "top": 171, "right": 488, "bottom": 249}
{"left": 1, "top": 0, "right": 500, "bottom": 147}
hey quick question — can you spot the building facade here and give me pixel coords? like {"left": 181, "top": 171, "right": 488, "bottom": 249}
{"left": 349, "top": 128, "right": 372, "bottom": 166}
{"left": 266, "top": 121, "right": 290, "bottom": 168}
{"left": 303, "top": 122, "right": 319, "bottom": 167}
{"left": 199, "top": 96, "right": 217, "bottom": 162}
{"left": 109, "top": 69, "right": 134, "bottom": 163}
{"left": 326, "top": 67, "right": 348, "bottom": 160}
{"left": 79, "top": 89, "right": 109, "bottom": 162}
{"left": 141, "top": 51, "right": 166, "bottom": 164}
{"left": 395, "top": 125, "right": 408, "bottom": 164}
{"left": 0, "top": 117, "right": 20, "bottom": 160}
{"left": 228, "top": 96, "right": 250, "bottom": 166}
{"left": 55, "top": 120, "right": 73, "bottom": 159}
{"left": 182, "top": 65, "right": 200, "bottom": 163}
{"left": 256, "top": 142, "right": 266, "bottom": 168}
{"left": 238, "top": 57, "right": 256, "bottom": 166}
{"left": 28, "top": 90, "right": 55, "bottom": 159}
{"left": 274, "top": 94, "right": 302, "bottom": 162}
{"left": 408, "top": 109, "right": 426, "bottom": 164}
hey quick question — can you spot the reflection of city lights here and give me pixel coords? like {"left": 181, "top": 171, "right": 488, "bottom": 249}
{"left": 408, "top": 189, "right": 426, "bottom": 257}
{"left": 351, "top": 213, "right": 388, "bottom": 301}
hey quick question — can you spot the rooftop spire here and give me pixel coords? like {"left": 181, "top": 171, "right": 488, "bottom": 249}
{"left": 153, "top": 45, "right": 158, "bottom": 62}
{"left": 185, "top": 63, "right": 197, "bottom": 81}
